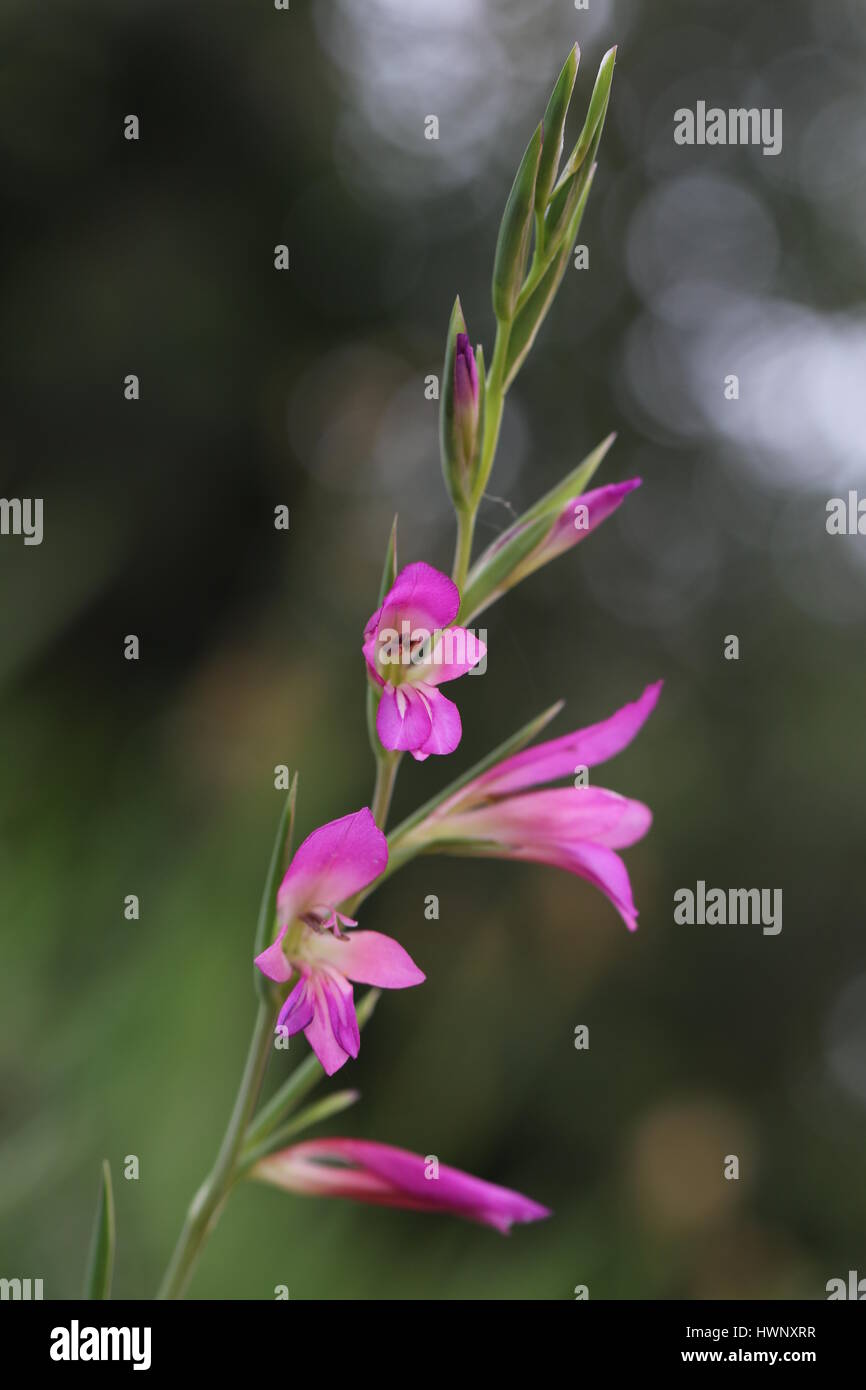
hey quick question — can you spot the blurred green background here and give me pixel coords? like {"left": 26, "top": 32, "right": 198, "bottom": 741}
{"left": 2, "top": 0, "right": 865, "bottom": 1299}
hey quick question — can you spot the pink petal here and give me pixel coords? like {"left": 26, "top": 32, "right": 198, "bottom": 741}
{"left": 515, "top": 841, "right": 642, "bottom": 932}
{"left": 471, "top": 682, "right": 663, "bottom": 798}
{"left": 276, "top": 972, "right": 315, "bottom": 1034}
{"left": 422, "top": 626, "right": 487, "bottom": 685}
{"left": 377, "top": 561, "right": 459, "bottom": 632}
{"left": 253, "top": 1138, "right": 551, "bottom": 1233}
{"left": 413, "top": 686, "right": 462, "bottom": 759}
{"left": 277, "top": 809, "right": 388, "bottom": 924}
{"left": 362, "top": 624, "right": 384, "bottom": 684}
{"left": 542, "top": 479, "right": 642, "bottom": 562}
{"left": 254, "top": 923, "right": 293, "bottom": 983}
{"left": 320, "top": 970, "right": 361, "bottom": 1059}
{"left": 376, "top": 682, "right": 433, "bottom": 752}
{"left": 303, "top": 975, "right": 353, "bottom": 1076}
{"left": 310, "top": 929, "right": 425, "bottom": 988}
{"left": 444, "top": 786, "right": 652, "bottom": 850}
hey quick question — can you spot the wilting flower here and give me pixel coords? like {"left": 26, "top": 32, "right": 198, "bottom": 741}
{"left": 255, "top": 809, "right": 424, "bottom": 1075}
{"left": 364, "top": 561, "right": 486, "bottom": 760}
{"left": 398, "top": 682, "right": 662, "bottom": 932}
{"left": 252, "top": 1137, "right": 550, "bottom": 1234}
{"left": 465, "top": 478, "right": 641, "bottom": 618}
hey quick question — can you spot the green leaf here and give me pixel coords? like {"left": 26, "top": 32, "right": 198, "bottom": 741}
{"left": 461, "top": 428, "right": 617, "bottom": 619}
{"left": 83, "top": 1160, "right": 115, "bottom": 1300}
{"left": 240, "top": 1090, "right": 361, "bottom": 1171}
{"left": 503, "top": 164, "right": 596, "bottom": 391}
{"left": 503, "top": 229, "right": 571, "bottom": 392}
{"left": 518, "top": 431, "right": 616, "bottom": 524}
{"left": 459, "top": 514, "right": 551, "bottom": 622}
{"left": 492, "top": 123, "right": 543, "bottom": 322}
{"left": 561, "top": 45, "right": 616, "bottom": 180}
{"left": 542, "top": 147, "right": 596, "bottom": 258}
{"left": 254, "top": 778, "right": 298, "bottom": 999}
{"left": 534, "top": 45, "right": 579, "bottom": 214}
{"left": 458, "top": 430, "right": 615, "bottom": 621}
{"left": 541, "top": 166, "right": 580, "bottom": 255}
{"left": 243, "top": 990, "right": 380, "bottom": 1150}
{"left": 387, "top": 699, "right": 564, "bottom": 848}
{"left": 376, "top": 514, "right": 398, "bottom": 604}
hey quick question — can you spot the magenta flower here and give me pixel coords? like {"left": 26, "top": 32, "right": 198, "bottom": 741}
{"left": 363, "top": 561, "right": 486, "bottom": 761}
{"left": 252, "top": 1137, "right": 551, "bottom": 1234}
{"left": 400, "top": 682, "right": 662, "bottom": 932}
{"left": 254, "top": 809, "right": 424, "bottom": 1075}
{"left": 466, "top": 478, "right": 641, "bottom": 617}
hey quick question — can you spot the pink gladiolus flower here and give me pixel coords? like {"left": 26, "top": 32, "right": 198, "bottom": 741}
{"left": 254, "top": 809, "right": 424, "bottom": 1075}
{"left": 363, "top": 561, "right": 486, "bottom": 761}
{"left": 252, "top": 1137, "right": 551, "bottom": 1234}
{"left": 467, "top": 478, "right": 641, "bottom": 617}
{"left": 401, "top": 682, "right": 662, "bottom": 932}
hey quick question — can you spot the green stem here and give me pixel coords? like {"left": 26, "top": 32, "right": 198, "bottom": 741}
{"left": 157, "top": 570, "right": 405, "bottom": 1300}
{"left": 156, "top": 999, "right": 278, "bottom": 1299}
{"left": 371, "top": 750, "right": 400, "bottom": 829}
{"left": 452, "top": 505, "right": 476, "bottom": 591}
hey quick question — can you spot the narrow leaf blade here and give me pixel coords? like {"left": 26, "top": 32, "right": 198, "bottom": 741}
{"left": 459, "top": 514, "right": 551, "bottom": 622}
{"left": 535, "top": 44, "right": 579, "bottom": 213}
{"left": 562, "top": 45, "right": 616, "bottom": 179}
{"left": 83, "top": 1160, "right": 115, "bottom": 1300}
{"left": 241, "top": 1090, "right": 361, "bottom": 1171}
{"left": 492, "top": 123, "right": 543, "bottom": 321}
{"left": 519, "top": 432, "right": 616, "bottom": 524}
{"left": 504, "top": 163, "right": 596, "bottom": 391}
{"left": 459, "top": 432, "right": 615, "bottom": 622}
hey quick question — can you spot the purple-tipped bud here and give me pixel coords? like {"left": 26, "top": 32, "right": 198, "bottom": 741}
{"left": 454, "top": 333, "right": 480, "bottom": 473}
{"left": 441, "top": 298, "right": 484, "bottom": 506}
{"left": 454, "top": 332, "right": 479, "bottom": 409}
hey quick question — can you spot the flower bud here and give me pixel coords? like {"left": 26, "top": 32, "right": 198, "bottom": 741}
{"left": 454, "top": 332, "right": 479, "bottom": 463}
{"left": 440, "top": 297, "right": 483, "bottom": 506}
{"left": 458, "top": 435, "right": 634, "bottom": 621}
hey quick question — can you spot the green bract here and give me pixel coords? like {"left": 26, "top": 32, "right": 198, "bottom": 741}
{"left": 491, "top": 122, "right": 543, "bottom": 322}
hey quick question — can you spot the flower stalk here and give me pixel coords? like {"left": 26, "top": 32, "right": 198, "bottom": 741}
{"left": 138, "top": 42, "right": 656, "bottom": 1302}
{"left": 156, "top": 1000, "right": 278, "bottom": 1300}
